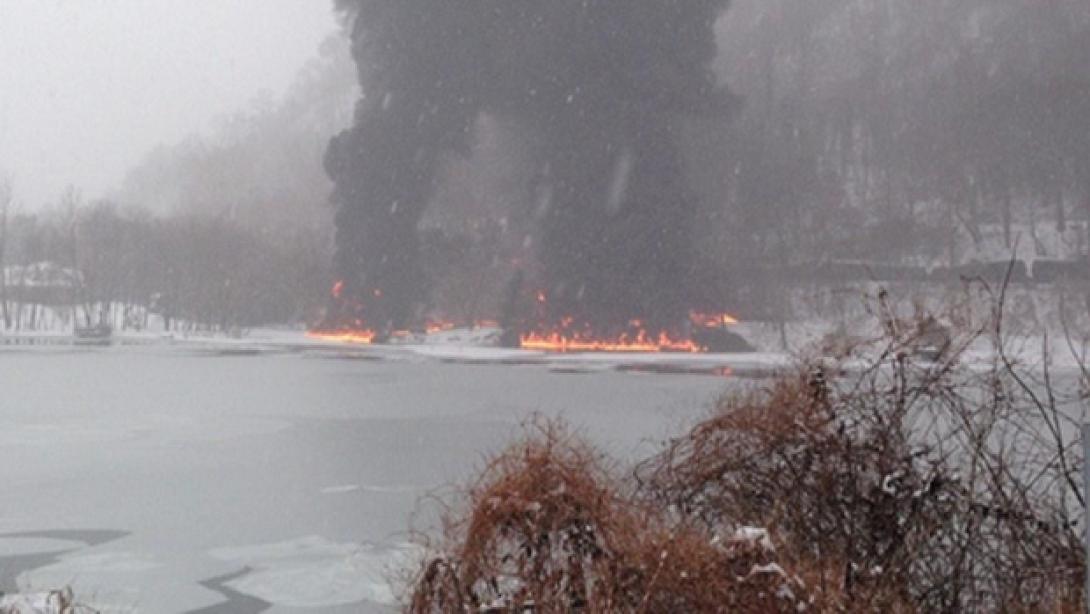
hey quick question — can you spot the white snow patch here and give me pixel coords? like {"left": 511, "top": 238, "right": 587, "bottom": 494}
{"left": 319, "top": 484, "right": 361, "bottom": 495}
{"left": 358, "top": 484, "right": 423, "bottom": 495}
{"left": 320, "top": 483, "right": 420, "bottom": 496}
{"left": 16, "top": 552, "right": 161, "bottom": 613}
{"left": 405, "top": 344, "right": 540, "bottom": 362}
{"left": 731, "top": 527, "right": 774, "bottom": 551}
{"left": 207, "top": 535, "right": 420, "bottom": 608}
{"left": 749, "top": 562, "right": 787, "bottom": 577}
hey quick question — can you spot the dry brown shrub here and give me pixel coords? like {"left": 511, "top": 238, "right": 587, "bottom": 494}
{"left": 637, "top": 293, "right": 1087, "bottom": 612}
{"left": 406, "top": 419, "right": 824, "bottom": 613}
{"left": 636, "top": 365, "right": 934, "bottom": 611}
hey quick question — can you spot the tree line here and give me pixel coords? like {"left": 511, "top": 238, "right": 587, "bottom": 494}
{"left": 688, "top": 0, "right": 1089, "bottom": 273}
{"left": 0, "top": 187, "right": 330, "bottom": 333}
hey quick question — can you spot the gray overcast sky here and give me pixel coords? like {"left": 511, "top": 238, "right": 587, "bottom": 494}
{"left": 0, "top": 0, "right": 340, "bottom": 208}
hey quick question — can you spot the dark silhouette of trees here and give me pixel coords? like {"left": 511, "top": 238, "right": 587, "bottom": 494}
{"left": 0, "top": 200, "right": 330, "bottom": 334}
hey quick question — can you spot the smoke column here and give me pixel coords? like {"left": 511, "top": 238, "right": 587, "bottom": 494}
{"left": 326, "top": 1, "right": 733, "bottom": 336}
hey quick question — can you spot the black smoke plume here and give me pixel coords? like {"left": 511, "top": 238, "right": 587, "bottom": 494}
{"left": 326, "top": 1, "right": 734, "bottom": 337}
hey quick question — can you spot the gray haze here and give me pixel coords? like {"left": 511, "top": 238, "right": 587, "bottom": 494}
{"left": 0, "top": 2, "right": 1087, "bottom": 611}
{"left": 0, "top": 0, "right": 1086, "bottom": 334}
{"left": 0, "top": 0, "right": 339, "bottom": 208}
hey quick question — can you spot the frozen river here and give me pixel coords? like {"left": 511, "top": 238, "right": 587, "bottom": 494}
{"left": 0, "top": 341, "right": 737, "bottom": 612}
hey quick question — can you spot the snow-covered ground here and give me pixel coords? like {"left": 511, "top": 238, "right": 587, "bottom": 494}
{"left": 0, "top": 339, "right": 739, "bottom": 613}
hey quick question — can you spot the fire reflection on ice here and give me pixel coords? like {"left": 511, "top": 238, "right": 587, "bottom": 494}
{"left": 519, "top": 329, "right": 704, "bottom": 353}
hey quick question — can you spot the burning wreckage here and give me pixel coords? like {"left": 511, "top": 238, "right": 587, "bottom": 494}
{"left": 313, "top": 1, "right": 749, "bottom": 353}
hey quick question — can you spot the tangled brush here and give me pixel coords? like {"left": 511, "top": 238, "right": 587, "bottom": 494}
{"left": 407, "top": 420, "right": 823, "bottom": 613}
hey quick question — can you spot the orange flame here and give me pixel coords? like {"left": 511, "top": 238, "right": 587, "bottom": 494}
{"left": 425, "top": 321, "right": 456, "bottom": 334}
{"left": 517, "top": 310, "right": 739, "bottom": 353}
{"left": 689, "top": 311, "right": 739, "bottom": 327}
{"left": 307, "top": 329, "right": 376, "bottom": 345}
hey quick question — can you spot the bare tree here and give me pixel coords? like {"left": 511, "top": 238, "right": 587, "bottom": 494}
{"left": 0, "top": 176, "right": 10, "bottom": 330}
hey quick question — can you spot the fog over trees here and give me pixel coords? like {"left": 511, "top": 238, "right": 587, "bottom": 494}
{"left": 114, "top": 33, "right": 358, "bottom": 234}
{"left": 694, "top": 0, "right": 1089, "bottom": 273}
{"left": 0, "top": 33, "right": 356, "bottom": 333}
{"left": 1, "top": 0, "right": 1087, "bottom": 333}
